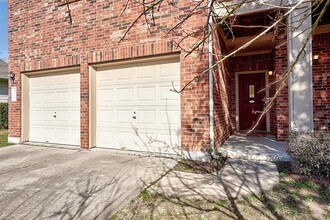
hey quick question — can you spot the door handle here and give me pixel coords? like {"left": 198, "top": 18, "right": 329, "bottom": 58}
{"left": 132, "top": 116, "right": 136, "bottom": 119}
{"left": 254, "top": 111, "right": 262, "bottom": 114}
{"left": 53, "top": 112, "right": 56, "bottom": 118}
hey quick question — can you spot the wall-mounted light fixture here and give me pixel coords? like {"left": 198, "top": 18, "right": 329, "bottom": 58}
{"left": 8, "top": 72, "right": 15, "bottom": 82}
{"left": 313, "top": 54, "right": 319, "bottom": 63}
{"left": 268, "top": 70, "right": 273, "bottom": 76}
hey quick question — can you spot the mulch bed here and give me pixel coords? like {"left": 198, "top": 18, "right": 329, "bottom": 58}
{"left": 174, "top": 157, "right": 227, "bottom": 174}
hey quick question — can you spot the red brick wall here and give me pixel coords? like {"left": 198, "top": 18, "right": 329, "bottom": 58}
{"left": 230, "top": 53, "right": 276, "bottom": 135}
{"left": 212, "top": 32, "right": 233, "bottom": 148}
{"left": 313, "top": 32, "right": 330, "bottom": 132}
{"left": 274, "top": 39, "right": 289, "bottom": 141}
{"left": 8, "top": 0, "right": 210, "bottom": 151}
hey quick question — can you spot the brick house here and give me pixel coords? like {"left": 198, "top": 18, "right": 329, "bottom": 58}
{"left": 8, "top": 0, "right": 330, "bottom": 160}
{"left": 0, "top": 60, "right": 8, "bottom": 103}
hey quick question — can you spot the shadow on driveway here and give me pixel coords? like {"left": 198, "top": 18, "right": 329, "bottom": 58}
{"left": 0, "top": 145, "right": 177, "bottom": 220}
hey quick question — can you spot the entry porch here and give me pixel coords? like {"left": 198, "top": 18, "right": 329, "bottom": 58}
{"left": 219, "top": 134, "right": 290, "bottom": 161}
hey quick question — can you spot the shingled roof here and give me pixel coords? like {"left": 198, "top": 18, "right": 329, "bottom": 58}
{"left": 0, "top": 60, "right": 8, "bottom": 80}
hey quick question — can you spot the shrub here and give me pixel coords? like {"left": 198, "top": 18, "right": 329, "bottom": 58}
{"left": 0, "top": 103, "right": 8, "bottom": 129}
{"left": 287, "top": 131, "right": 330, "bottom": 178}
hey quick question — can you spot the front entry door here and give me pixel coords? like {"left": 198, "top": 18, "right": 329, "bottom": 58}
{"left": 239, "top": 73, "right": 266, "bottom": 131}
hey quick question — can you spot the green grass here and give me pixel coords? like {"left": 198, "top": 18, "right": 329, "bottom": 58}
{"left": 174, "top": 161, "right": 195, "bottom": 173}
{"left": 139, "top": 189, "right": 158, "bottom": 202}
{"left": 281, "top": 179, "right": 321, "bottom": 191}
{"left": 0, "top": 131, "right": 11, "bottom": 147}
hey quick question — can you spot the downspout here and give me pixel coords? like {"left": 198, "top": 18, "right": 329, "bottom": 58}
{"left": 208, "top": 0, "right": 215, "bottom": 156}
{"left": 287, "top": 13, "right": 293, "bottom": 132}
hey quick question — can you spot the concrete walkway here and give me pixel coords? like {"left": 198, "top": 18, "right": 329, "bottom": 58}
{"left": 219, "top": 135, "right": 290, "bottom": 161}
{"left": 151, "top": 158, "right": 279, "bottom": 200}
{"left": 0, "top": 145, "right": 176, "bottom": 220}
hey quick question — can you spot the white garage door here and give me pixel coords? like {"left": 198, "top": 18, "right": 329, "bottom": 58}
{"left": 96, "top": 59, "right": 181, "bottom": 155}
{"left": 29, "top": 73, "right": 80, "bottom": 145}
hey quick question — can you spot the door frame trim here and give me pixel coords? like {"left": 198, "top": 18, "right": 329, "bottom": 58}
{"left": 235, "top": 70, "right": 270, "bottom": 132}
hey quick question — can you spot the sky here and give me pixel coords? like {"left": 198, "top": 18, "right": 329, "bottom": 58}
{"left": 0, "top": 0, "right": 8, "bottom": 60}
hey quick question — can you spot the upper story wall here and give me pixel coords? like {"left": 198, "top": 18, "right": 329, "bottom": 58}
{"left": 8, "top": 0, "right": 212, "bottom": 150}
{"left": 9, "top": 0, "right": 208, "bottom": 71}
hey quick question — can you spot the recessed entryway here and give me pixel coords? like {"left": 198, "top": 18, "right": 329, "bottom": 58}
{"left": 22, "top": 68, "right": 81, "bottom": 146}
{"left": 91, "top": 55, "right": 181, "bottom": 155}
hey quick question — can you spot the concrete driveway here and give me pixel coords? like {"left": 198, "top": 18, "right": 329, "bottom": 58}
{"left": 0, "top": 145, "right": 177, "bottom": 220}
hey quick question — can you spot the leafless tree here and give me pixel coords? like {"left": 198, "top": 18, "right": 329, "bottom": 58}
{"left": 115, "top": 0, "right": 329, "bottom": 133}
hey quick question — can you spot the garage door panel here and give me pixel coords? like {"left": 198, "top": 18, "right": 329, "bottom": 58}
{"left": 57, "top": 74, "right": 77, "bottom": 85}
{"left": 43, "top": 127, "right": 56, "bottom": 142}
{"left": 42, "top": 110, "right": 56, "bottom": 123}
{"left": 98, "top": 70, "right": 114, "bottom": 82}
{"left": 56, "top": 109, "right": 79, "bottom": 123}
{"left": 57, "top": 76, "right": 71, "bottom": 86}
{"left": 137, "top": 65, "right": 156, "bottom": 78}
{"left": 160, "top": 85, "right": 180, "bottom": 101}
{"left": 157, "top": 133, "right": 180, "bottom": 145}
{"left": 29, "top": 125, "right": 43, "bottom": 137}
{"left": 133, "top": 132, "right": 158, "bottom": 147}
{"left": 72, "top": 92, "right": 80, "bottom": 105}
{"left": 97, "top": 109, "right": 114, "bottom": 123}
{"left": 97, "top": 129, "right": 114, "bottom": 145}
{"left": 56, "top": 128, "right": 80, "bottom": 145}
{"left": 29, "top": 77, "right": 43, "bottom": 89}
{"left": 30, "top": 110, "right": 42, "bottom": 122}
{"left": 160, "top": 109, "right": 180, "bottom": 124}
{"left": 137, "top": 110, "right": 156, "bottom": 125}
{"left": 137, "top": 86, "right": 156, "bottom": 101}
{"left": 116, "top": 109, "right": 134, "bottom": 123}
{"left": 42, "top": 76, "right": 56, "bottom": 87}
{"left": 29, "top": 73, "right": 80, "bottom": 145}
{"left": 71, "top": 109, "right": 81, "bottom": 123}
{"left": 96, "top": 59, "right": 180, "bottom": 154}
{"left": 56, "top": 91, "right": 71, "bottom": 104}
{"left": 30, "top": 92, "right": 43, "bottom": 105}
{"left": 116, "top": 68, "right": 134, "bottom": 81}
{"left": 71, "top": 75, "right": 80, "bottom": 85}
{"left": 160, "top": 62, "right": 180, "bottom": 78}
{"left": 116, "top": 88, "right": 133, "bottom": 102}
{"left": 97, "top": 129, "right": 135, "bottom": 149}
{"left": 116, "top": 131, "right": 135, "bottom": 147}
{"left": 137, "top": 65, "right": 156, "bottom": 79}
{"left": 157, "top": 124, "right": 181, "bottom": 133}
{"left": 97, "top": 88, "right": 114, "bottom": 103}
{"left": 43, "top": 92, "right": 56, "bottom": 104}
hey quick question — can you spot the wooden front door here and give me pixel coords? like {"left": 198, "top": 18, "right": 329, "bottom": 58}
{"left": 239, "top": 73, "right": 266, "bottom": 131}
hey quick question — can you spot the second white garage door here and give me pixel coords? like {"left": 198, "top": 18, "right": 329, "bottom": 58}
{"left": 96, "top": 58, "right": 181, "bottom": 155}
{"left": 29, "top": 73, "right": 80, "bottom": 145}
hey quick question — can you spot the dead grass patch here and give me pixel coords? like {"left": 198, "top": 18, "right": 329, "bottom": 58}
{"left": 111, "top": 162, "right": 330, "bottom": 220}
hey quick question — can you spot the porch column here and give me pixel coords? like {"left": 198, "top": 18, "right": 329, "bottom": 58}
{"left": 287, "top": 0, "right": 313, "bottom": 132}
